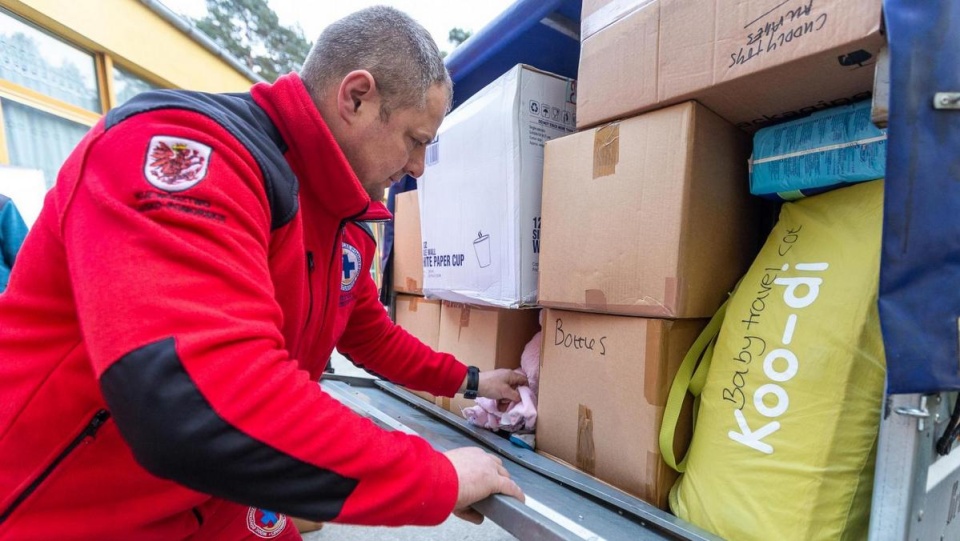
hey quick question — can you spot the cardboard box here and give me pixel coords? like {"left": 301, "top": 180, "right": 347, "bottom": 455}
{"left": 581, "top": 0, "right": 649, "bottom": 38}
{"left": 395, "top": 294, "right": 441, "bottom": 349}
{"left": 436, "top": 302, "right": 540, "bottom": 417}
{"left": 418, "top": 64, "right": 576, "bottom": 308}
{"left": 578, "top": 0, "right": 661, "bottom": 132}
{"left": 536, "top": 309, "right": 704, "bottom": 508}
{"left": 392, "top": 191, "right": 424, "bottom": 295}
{"left": 539, "top": 101, "right": 757, "bottom": 318}
{"left": 395, "top": 295, "right": 442, "bottom": 402}
{"left": 577, "top": 0, "right": 884, "bottom": 131}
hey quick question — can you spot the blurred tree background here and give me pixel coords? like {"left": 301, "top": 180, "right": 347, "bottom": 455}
{"left": 441, "top": 27, "right": 472, "bottom": 58}
{"left": 195, "top": 0, "right": 310, "bottom": 81}
{"left": 192, "top": 1, "right": 475, "bottom": 78}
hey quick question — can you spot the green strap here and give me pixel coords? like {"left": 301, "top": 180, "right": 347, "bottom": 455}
{"left": 659, "top": 299, "right": 728, "bottom": 473}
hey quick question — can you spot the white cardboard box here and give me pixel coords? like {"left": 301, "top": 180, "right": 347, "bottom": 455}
{"left": 418, "top": 64, "right": 576, "bottom": 308}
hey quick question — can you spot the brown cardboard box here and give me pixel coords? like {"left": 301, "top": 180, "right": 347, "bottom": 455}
{"left": 577, "top": 0, "right": 884, "bottom": 131}
{"left": 436, "top": 302, "right": 540, "bottom": 417}
{"left": 395, "top": 294, "right": 442, "bottom": 402}
{"left": 578, "top": 0, "right": 661, "bottom": 132}
{"left": 539, "top": 101, "right": 757, "bottom": 318}
{"left": 392, "top": 190, "right": 424, "bottom": 295}
{"left": 536, "top": 309, "right": 704, "bottom": 508}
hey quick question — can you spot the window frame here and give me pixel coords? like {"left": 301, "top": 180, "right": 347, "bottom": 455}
{"left": 0, "top": 9, "right": 166, "bottom": 166}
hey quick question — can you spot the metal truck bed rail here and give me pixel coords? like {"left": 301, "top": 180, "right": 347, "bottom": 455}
{"left": 321, "top": 375, "right": 720, "bottom": 541}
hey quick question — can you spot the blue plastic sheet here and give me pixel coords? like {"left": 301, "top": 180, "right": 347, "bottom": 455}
{"left": 879, "top": 0, "right": 960, "bottom": 394}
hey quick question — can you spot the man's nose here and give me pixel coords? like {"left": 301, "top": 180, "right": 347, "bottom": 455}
{"left": 405, "top": 148, "right": 426, "bottom": 179}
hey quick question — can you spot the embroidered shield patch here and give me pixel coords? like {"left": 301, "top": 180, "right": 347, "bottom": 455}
{"left": 341, "top": 242, "right": 362, "bottom": 292}
{"left": 246, "top": 507, "right": 287, "bottom": 538}
{"left": 143, "top": 135, "right": 212, "bottom": 192}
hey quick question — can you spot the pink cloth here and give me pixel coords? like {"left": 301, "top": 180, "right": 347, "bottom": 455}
{"left": 464, "top": 329, "right": 541, "bottom": 432}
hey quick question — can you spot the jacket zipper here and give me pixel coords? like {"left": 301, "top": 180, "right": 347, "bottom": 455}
{"left": 317, "top": 222, "right": 347, "bottom": 334}
{"left": 313, "top": 206, "right": 371, "bottom": 341}
{"left": 0, "top": 409, "right": 110, "bottom": 524}
{"left": 302, "top": 204, "right": 378, "bottom": 362}
{"left": 300, "top": 250, "right": 316, "bottom": 337}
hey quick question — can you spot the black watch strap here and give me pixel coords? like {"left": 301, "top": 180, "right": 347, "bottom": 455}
{"left": 464, "top": 365, "right": 480, "bottom": 399}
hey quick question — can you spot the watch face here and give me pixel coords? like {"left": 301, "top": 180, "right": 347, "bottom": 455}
{"left": 465, "top": 366, "right": 479, "bottom": 399}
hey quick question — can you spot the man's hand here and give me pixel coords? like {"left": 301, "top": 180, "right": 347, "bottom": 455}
{"left": 478, "top": 368, "right": 527, "bottom": 402}
{"left": 444, "top": 447, "right": 524, "bottom": 524}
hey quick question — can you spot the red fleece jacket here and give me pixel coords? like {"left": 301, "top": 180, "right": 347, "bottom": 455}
{"left": 0, "top": 74, "right": 467, "bottom": 540}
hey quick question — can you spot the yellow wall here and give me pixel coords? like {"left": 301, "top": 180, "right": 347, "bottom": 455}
{"left": 1, "top": 0, "right": 256, "bottom": 92}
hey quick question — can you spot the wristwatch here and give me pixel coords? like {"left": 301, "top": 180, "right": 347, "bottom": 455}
{"left": 464, "top": 365, "right": 480, "bottom": 399}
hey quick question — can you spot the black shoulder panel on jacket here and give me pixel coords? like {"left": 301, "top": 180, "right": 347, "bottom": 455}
{"left": 99, "top": 337, "right": 358, "bottom": 521}
{"left": 106, "top": 90, "right": 298, "bottom": 230}
{"left": 355, "top": 221, "right": 377, "bottom": 242}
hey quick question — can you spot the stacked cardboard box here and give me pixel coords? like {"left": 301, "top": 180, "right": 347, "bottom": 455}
{"left": 577, "top": 0, "right": 884, "bottom": 132}
{"left": 538, "top": 101, "right": 757, "bottom": 319}
{"left": 435, "top": 302, "right": 540, "bottom": 417}
{"left": 394, "top": 294, "right": 442, "bottom": 403}
{"left": 535, "top": 0, "right": 883, "bottom": 513}
{"left": 392, "top": 191, "right": 425, "bottom": 296}
{"left": 392, "top": 119, "right": 542, "bottom": 415}
{"left": 535, "top": 100, "right": 758, "bottom": 509}
{"left": 537, "top": 311, "right": 702, "bottom": 505}
{"left": 391, "top": 191, "right": 442, "bottom": 403}
{"left": 389, "top": 0, "right": 884, "bottom": 520}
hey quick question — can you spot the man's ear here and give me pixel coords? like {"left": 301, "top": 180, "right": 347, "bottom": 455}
{"left": 336, "top": 70, "right": 379, "bottom": 124}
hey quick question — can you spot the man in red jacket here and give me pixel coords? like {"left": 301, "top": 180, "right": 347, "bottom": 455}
{"left": 0, "top": 6, "right": 526, "bottom": 540}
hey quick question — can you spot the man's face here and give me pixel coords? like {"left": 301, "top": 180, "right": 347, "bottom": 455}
{"left": 347, "top": 84, "right": 448, "bottom": 202}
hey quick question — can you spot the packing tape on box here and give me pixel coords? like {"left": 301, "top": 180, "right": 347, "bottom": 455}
{"left": 457, "top": 305, "right": 471, "bottom": 341}
{"left": 409, "top": 296, "right": 419, "bottom": 312}
{"left": 593, "top": 123, "right": 620, "bottom": 179}
{"left": 581, "top": 0, "right": 658, "bottom": 41}
{"left": 405, "top": 277, "right": 418, "bottom": 292}
{"left": 584, "top": 289, "right": 608, "bottom": 310}
{"left": 577, "top": 404, "right": 597, "bottom": 475}
{"left": 644, "top": 322, "right": 664, "bottom": 406}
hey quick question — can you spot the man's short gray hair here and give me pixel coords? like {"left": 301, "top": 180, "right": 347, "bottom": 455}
{"left": 300, "top": 6, "right": 452, "bottom": 118}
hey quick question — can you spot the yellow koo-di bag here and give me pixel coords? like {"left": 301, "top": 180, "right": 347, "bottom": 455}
{"left": 660, "top": 180, "right": 886, "bottom": 540}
